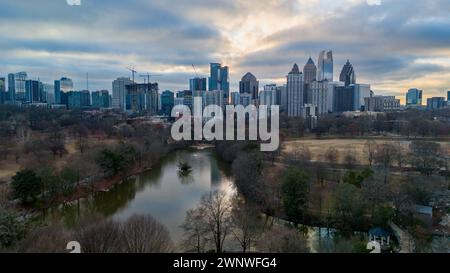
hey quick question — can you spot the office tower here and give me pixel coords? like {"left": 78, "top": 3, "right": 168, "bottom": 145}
{"left": 25, "top": 80, "right": 44, "bottom": 103}
{"left": 239, "top": 72, "right": 259, "bottom": 100}
{"left": 286, "top": 64, "right": 304, "bottom": 117}
{"left": 303, "top": 57, "right": 317, "bottom": 83}
{"left": 259, "top": 90, "right": 277, "bottom": 107}
{"left": 427, "top": 97, "right": 446, "bottom": 110}
{"left": 333, "top": 85, "right": 355, "bottom": 112}
{"left": 365, "top": 96, "right": 401, "bottom": 112}
{"left": 317, "top": 50, "right": 333, "bottom": 81}
{"left": 42, "top": 83, "right": 54, "bottom": 104}
{"left": 112, "top": 77, "right": 133, "bottom": 111}
{"left": 14, "top": 72, "right": 27, "bottom": 101}
{"left": 447, "top": 91, "right": 450, "bottom": 101}
{"left": 309, "top": 81, "right": 329, "bottom": 116}
{"left": 8, "top": 72, "right": 27, "bottom": 102}
{"left": 326, "top": 82, "right": 344, "bottom": 113}
{"left": 177, "top": 90, "right": 193, "bottom": 110}
{"left": 278, "top": 85, "right": 288, "bottom": 113}
{"left": 92, "top": 90, "right": 110, "bottom": 108}
{"left": 161, "top": 90, "right": 175, "bottom": 116}
{"left": 189, "top": 78, "right": 207, "bottom": 91}
{"left": 352, "top": 84, "right": 371, "bottom": 111}
{"left": 339, "top": 60, "right": 356, "bottom": 86}
{"left": 209, "top": 63, "right": 229, "bottom": 100}
{"left": 0, "top": 77, "right": 5, "bottom": 104}
{"left": 54, "top": 77, "right": 73, "bottom": 106}
{"left": 331, "top": 83, "right": 370, "bottom": 112}
{"left": 406, "top": 88, "right": 423, "bottom": 106}
{"left": 125, "top": 83, "right": 159, "bottom": 114}
{"left": 239, "top": 93, "right": 252, "bottom": 107}
{"left": 230, "top": 92, "right": 240, "bottom": 106}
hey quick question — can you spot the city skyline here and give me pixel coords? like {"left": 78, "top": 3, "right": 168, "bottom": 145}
{"left": 0, "top": 0, "right": 449, "bottom": 103}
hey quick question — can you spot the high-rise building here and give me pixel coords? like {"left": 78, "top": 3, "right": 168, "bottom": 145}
{"left": 317, "top": 50, "right": 333, "bottom": 81}
{"left": 177, "top": 90, "right": 193, "bottom": 110}
{"left": 353, "top": 84, "right": 371, "bottom": 111}
{"left": 160, "top": 90, "right": 174, "bottom": 116}
{"left": 67, "top": 90, "right": 91, "bottom": 109}
{"left": 25, "top": 80, "right": 44, "bottom": 103}
{"left": 286, "top": 64, "right": 304, "bottom": 117}
{"left": 54, "top": 77, "right": 73, "bottom": 106}
{"left": 239, "top": 72, "right": 259, "bottom": 100}
{"left": 303, "top": 57, "right": 317, "bottom": 83}
{"left": 125, "top": 83, "right": 159, "bottom": 114}
{"left": 42, "top": 83, "right": 54, "bottom": 104}
{"left": 406, "top": 88, "right": 423, "bottom": 106}
{"left": 189, "top": 78, "right": 207, "bottom": 91}
{"left": 365, "top": 96, "right": 401, "bottom": 112}
{"left": 332, "top": 83, "right": 371, "bottom": 112}
{"left": 7, "top": 72, "right": 27, "bottom": 102}
{"left": 259, "top": 90, "right": 277, "bottom": 107}
{"left": 427, "top": 97, "right": 446, "bottom": 110}
{"left": 309, "top": 81, "right": 329, "bottom": 116}
{"left": 112, "top": 77, "right": 133, "bottom": 111}
{"left": 278, "top": 85, "right": 288, "bottom": 113}
{"left": 447, "top": 91, "right": 450, "bottom": 101}
{"left": 92, "top": 90, "right": 110, "bottom": 108}
{"left": 0, "top": 77, "right": 5, "bottom": 104}
{"left": 333, "top": 85, "right": 355, "bottom": 113}
{"left": 230, "top": 92, "right": 240, "bottom": 106}
{"left": 339, "top": 60, "right": 356, "bottom": 86}
{"left": 209, "top": 63, "right": 229, "bottom": 100}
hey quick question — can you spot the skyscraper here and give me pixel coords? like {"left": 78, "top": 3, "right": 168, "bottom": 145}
{"left": 339, "top": 60, "right": 356, "bottom": 86}
{"left": 427, "top": 97, "right": 446, "bottom": 110}
{"left": 112, "top": 77, "right": 133, "bottom": 111}
{"left": 189, "top": 77, "right": 207, "bottom": 91}
{"left": 239, "top": 72, "right": 259, "bottom": 100}
{"left": 287, "top": 64, "right": 304, "bottom": 117}
{"left": 54, "top": 77, "right": 74, "bottom": 106}
{"left": 209, "top": 63, "right": 229, "bottom": 101}
{"left": 92, "top": 90, "right": 111, "bottom": 108}
{"left": 25, "top": 80, "right": 44, "bottom": 103}
{"left": 406, "top": 88, "right": 423, "bottom": 106}
{"left": 8, "top": 72, "right": 27, "bottom": 102}
{"left": 309, "top": 81, "right": 329, "bottom": 116}
{"left": 317, "top": 50, "right": 333, "bottom": 81}
{"left": 160, "top": 90, "right": 175, "bottom": 116}
{"left": 0, "top": 77, "right": 5, "bottom": 104}
{"left": 303, "top": 57, "right": 317, "bottom": 83}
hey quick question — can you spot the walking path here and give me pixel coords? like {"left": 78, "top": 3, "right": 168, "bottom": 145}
{"left": 390, "top": 222, "right": 415, "bottom": 253}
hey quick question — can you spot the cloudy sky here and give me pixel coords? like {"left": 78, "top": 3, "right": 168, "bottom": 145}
{"left": 1, "top": 0, "right": 449, "bottom": 102}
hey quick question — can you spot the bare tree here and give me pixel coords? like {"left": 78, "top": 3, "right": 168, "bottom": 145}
{"left": 344, "top": 149, "right": 357, "bottom": 170}
{"left": 181, "top": 209, "right": 208, "bottom": 253}
{"left": 121, "top": 214, "right": 173, "bottom": 253}
{"left": 202, "top": 191, "right": 233, "bottom": 253}
{"left": 256, "top": 225, "right": 309, "bottom": 253}
{"left": 324, "top": 147, "right": 339, "bottom": 164}
{"left": 230, "top": 197, "right": 263, "bottom": 253}
{"left": 74, "top": 216, "right": 122, "bottom": 253}
{"left": 364, "top": 140, "right": 377, "bottom": 166}
{"left": 18, "top": 224, "right": 71, "bottom": 253}
{"left": 374, "top": 144, "right": 395, "bottom": 184}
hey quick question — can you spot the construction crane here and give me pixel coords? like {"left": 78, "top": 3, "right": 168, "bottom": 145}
{"left": 192, "top": 64, "right": 199, "bottom": 78}
{"left": 126, "top": 66, "right": 138, "bottom": 82}
{"left": 140, "top": 73, "right": 162, "bottom": 84}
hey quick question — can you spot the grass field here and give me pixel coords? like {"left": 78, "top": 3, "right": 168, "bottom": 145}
{"left": 282, "top": 138, "right": 450, "bottom": 165}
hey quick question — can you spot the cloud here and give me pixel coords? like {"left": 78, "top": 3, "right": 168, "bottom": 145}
{"left": 0, "top": 0, "right": 448, "bottom": 98}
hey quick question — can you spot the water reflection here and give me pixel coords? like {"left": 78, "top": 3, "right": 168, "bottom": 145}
{"left": 47, "top": 149, "right": 235, "bottom": 245}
